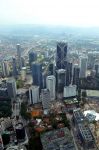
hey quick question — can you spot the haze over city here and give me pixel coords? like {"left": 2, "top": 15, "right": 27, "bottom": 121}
{"left": 0, "top": 0, "right": 99, "bottom": 150}
{"left": 0, "top": 0, "right": 99, "bottom": 26}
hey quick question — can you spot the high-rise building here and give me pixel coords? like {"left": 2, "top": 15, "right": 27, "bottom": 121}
{"left": 21, "top": 57, "right": 25, "bottom": 67}
{"left": 56, "top": 42, "right": 67, "bottom": 69}
{"left": 20, "top": 67, "right": 26, "bottom": 81}
{"left": 29, "top": 86, "right": 39, "bottom": 104}
{"left": 31, "top": 63, "right": 43, "bottom": 89}
{"left": 1, "top": 61, "right": 10, "bottom": 77}
{"left": 66, "top": 62, "right": 72, "bottom": 86}
{"left": 41, "top": 89, "right": 51, "bottom": 109}
{"left": 94, "top": 63, "right": 99, "bottom": 75}
{"left": 72, "top": 64, "right": 80, "bottom": 86}
{"left": 56, "top": 69, "right": 66, "bottom": 93}
{"left": 48, "top": 63, "right": 55, "bottom": 75}
{"left": 79, "top": 57, "right": 88, "bottom": 78}
{"left": 46, "top": 75, "right": 56, "bottom": 100}
{"left": 29, "top": 51, "right": 37, "bottom": 68}
{"left": 15, "top": 123, "right": 25, "bottom": 141}
{"left": 42, "top": 73, "right": 47, "bottom": 89}
{"left": 16, "top": 44, "right": 22, "bottom": 70}
{"left": 88, "top": 52, "right": 95, "bottom": 69}
{"left": 12, "top": 57, "right": 18, "bottom": 78}
{"left": 7, "top": 78, "right": 17, "bottom": 99}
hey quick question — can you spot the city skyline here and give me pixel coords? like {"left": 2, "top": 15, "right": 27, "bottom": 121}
{"left": 0, "top": 0, "right": 99, "bottom": 27}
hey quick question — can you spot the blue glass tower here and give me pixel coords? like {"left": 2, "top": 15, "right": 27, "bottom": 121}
{"left": 56, "top": 42, "right": 67, "bottom": 69}
{"left": 29, "top": 51, "right": 37, "bottom": 68}
{"left": 31, "top": 63, "right": 43, "bottom": 89}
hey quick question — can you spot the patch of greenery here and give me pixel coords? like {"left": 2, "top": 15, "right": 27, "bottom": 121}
{"left": 20, "top": 102, "right": 31, "bottom": 120}
{"left": 0, "top": 101, "right": 12, "bottom": 117}
{"left": 16, "top": 80, "right": 24, "bottom": 89}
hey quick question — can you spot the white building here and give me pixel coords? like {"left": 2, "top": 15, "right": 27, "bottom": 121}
{"left": 46, "top": 75, "right": 56, "bottom": 100}
{"left": 7, "top": 78, "right": 17, "bottom": 99}
{"left": 63, "top": 85, "right": 77, "bottom": 98}
{"left": 1, "top": 61, "right": 10, "bottom": 77}
{"left": 79, "top": 57, "right": 88, "bottom": 78}
{"left": 29, "top": 86, "right": 39, "bottom": 104}
{"left": 41, "top": 89, "right": 51, "bottom": 109}
{"left": 20, "top": 67, "right": 26, "bottom": 81}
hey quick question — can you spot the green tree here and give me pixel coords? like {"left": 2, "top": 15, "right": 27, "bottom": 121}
{"left": 20, "top": 102, "right": 31, "bottom": 120}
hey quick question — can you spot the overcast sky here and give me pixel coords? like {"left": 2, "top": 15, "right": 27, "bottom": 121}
{"left": 0, "top": 0, "right": 99, "bottom": 27}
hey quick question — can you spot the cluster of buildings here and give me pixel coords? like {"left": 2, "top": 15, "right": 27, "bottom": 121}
{"left": 0, "top": 117, "right": 26, "bottom": 150}
{"left": 0, "top": 41, "right": 99, "bottom": 150}
{"left": 73, "top": 108, "right": 96, "bottom": 149}
{"left": 0, "top": 78, "right": 17, "bottom": 100}
{"left": 1, "top": 42, "right": 99, "bottom": 107}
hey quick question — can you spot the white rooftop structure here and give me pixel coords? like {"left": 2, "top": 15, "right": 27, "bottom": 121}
{"left": 84, "top": 110, "right": 99, "bottom": 121}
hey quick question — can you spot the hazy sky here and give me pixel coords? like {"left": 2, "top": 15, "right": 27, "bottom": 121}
{"left": 0, "top": 0, "right": 99, "bottom": 26}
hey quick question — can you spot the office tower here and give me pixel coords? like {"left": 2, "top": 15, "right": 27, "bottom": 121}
{"left": 42, "top": 73, "right": 46, "bottom": 88}
{"left": 88, "top": 52, "right": 95, "bottom": 69}
{"left": 16, "top": 44, "right": 22, "bottom": 70}
{"left": 29, "top": 86, "right": 39, "bottom": 104}
{"left": 7, "top": 78, "right": 17, "bottom": 99}
{"left": 79, "top": 57, "right": 88, "bottom": 78}
{"left": 41, "top": 89, "right": 51, "bottom": 109}
{"left": 56, "top": 69, "right": 66, "bottom": 95}
{"left": 20, "top": 67, "right": 26, "bottom": 81}
{"left": 29, "top": 51, "right": 37, "bottom": 68}
{"left": 94, "top": 63, "right": 99, "bottom": 75}
{"left": 12, "top": 57, "right": 18, "bottom": 78}
{"left": 46, "top": 75, "right": 56, "bottom": 100}
{"left": 31, "top": 63, "right": 43, "bottom": 89}
{"left": 48, "top": 63, "right": 55, "bottom": 75}
{"left": 66, "top": 62, "right": 72, "bottom": 86}
{"left": 21, "top": 57, "right": 25, "bottom": 67}
{"left": 15, "top": 123, "right": 25, "bottom": 141}
{"left": 56, "top": 42, "right": 67, "bottom": 69}
{"left": 1, "top": 61, "right": 10, "bottom": 77}
{"left": 72, "top": 64, "right": 80, "bottom": 86}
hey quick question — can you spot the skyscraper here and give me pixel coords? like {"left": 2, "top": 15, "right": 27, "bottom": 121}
{"left": 72, "top": 64, "right": 80, "bottom": 86}
{"left": 29, "top": 51, "right": 37, "bottom": 68}
{"left": 29, "top": 86, "right": 39, "bottom": 104}
{"left": 46, "top": 75, "right": 56, "bottom": 100}
{"left": 56, "top": 42, "right": 67, "bottom": 69}
{"left": 16, "top": 44, "right": 22, "bottom": 70}
{"left": 94, "top": 63, "right": 99, "bottom": 76}
{"left": 79, "top": 57, "right": 88, "bottom": 78}
{"left": 31, "top": 63, "right": 43, "bottom": 89}
{"left": 41, "top": 89, "right": 51, "bottom": 109}
{"left": 66, "top": 62, "right": 72, "bottom": 86}
{"left": 56, "top": 69, "right": 66, "bottom": 93}
{"left": 1, "top": 61, "right": 10, "bottom": 77}
{"left": 12, "top": 57, "right": 18, "bottom": 78}
{"left": 7, "top": 78, "right": 17, "bottom": 99}
{"left": 48, "top": 63, "right": 55, "bottom": 75}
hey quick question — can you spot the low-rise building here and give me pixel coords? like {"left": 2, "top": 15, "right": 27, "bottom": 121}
{"left": 41, "top": 127, "right": 76, "bottom": 150}
{"left": 73, "top": 108, "right": 85, "bottom": 125}
{"left": 78, "top": 124, "right": 95, "bottom": 149}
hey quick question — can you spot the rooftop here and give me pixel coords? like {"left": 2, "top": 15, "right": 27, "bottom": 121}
{"left": 78, "top": 124, "right": 94, "bottom": 142}
{"left": 41, "top": 127, "right": 76, "bottom": 150}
